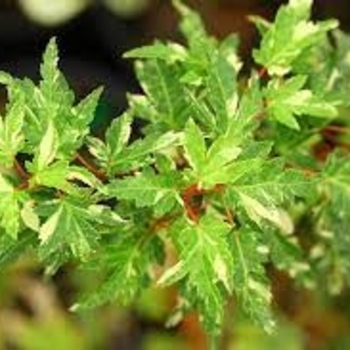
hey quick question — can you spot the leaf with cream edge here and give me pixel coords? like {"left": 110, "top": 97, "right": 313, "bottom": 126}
{"left": 228, "top": 160, "right": 310, "bottom": 233}
{"left": 0, "top": 92, "right": 25, "bottom": 167}
{"left": 264, "top": 75, "right": 338, "bottom": 129}
{"left": 72, "top": 232, "right": 164, "bottom": 310}
{"left": 39, "top": 198, "right": 99, "bottom": 260}
{"left": 253, "top": 0, "right": 338, "bottom": 76}
{"left": 231, "top": 229, "right": 275, "bottom": 333}
{"left": 158, "top": 213, "right": 234, "bottom": 336}
{"left": 0, "top": 174, "right": 27, "bottom": 238}
{"left": 311, "top": 153, "right": 350, "bottom": 293}
{"left": 106, "top": 169, "right": 183, "bottom": 215}
{"left": 0, "top": 0, "right": 349, "bottom": 345}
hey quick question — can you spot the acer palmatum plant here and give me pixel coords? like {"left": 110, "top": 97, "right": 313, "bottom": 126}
{"left": 1, "top": 0, "right": 350, "bottom": 347}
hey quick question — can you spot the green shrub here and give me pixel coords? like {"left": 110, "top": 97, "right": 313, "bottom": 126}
{"left": 1, "top": 0, "right": 350, "bottom": 347}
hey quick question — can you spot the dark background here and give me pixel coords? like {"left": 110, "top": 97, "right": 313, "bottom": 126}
{"left": 1, "top": 0, "right": 349, "bottom": 132}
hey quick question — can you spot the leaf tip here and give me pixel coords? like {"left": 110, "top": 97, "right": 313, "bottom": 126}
{"left": 69, "top": 303, "right": 80, "bottom": 312}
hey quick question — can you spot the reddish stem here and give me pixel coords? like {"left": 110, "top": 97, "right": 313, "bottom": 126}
{"left": 258, "top": 67, "right": 268, "bottom": 79}
{"left": 181, "top": 184, "right": 205, "bottom": 223}
{"left": 75, "top": 152, "right": 107, "bottom": 182}
{"left": 13, "top": 158, "right": 29, "bottom": 181}
{"left": 323, "top": 125, "right": 350, "bottom": 134}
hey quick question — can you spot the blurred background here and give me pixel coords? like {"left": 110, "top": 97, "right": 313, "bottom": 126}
{"left": 1, "top": 1, "right": 350, "bottom": 349}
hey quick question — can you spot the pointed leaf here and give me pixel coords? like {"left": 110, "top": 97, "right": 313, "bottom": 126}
{"left": 124, "top": 41, "right": 187, "bottom": 63}
{"left": 184, "top": 119, "right": 206, "bottom": 174}
{"left": 0, "top": 232, "right": 36, "bottom": 268}
{"left": 39, "top": 198, "right": 98, "bottom": 259}
{"left": 265, "top": 76, "right": 338, "bottom": 129}
{"left": 106, "top": 113, "right": 132, "bottom": 161}
{"left": 136, "top": 59, "right": 190, "bottom": 128}
{"left": 207, "top": 53, "right": 238, "bottom": 132}
{"left": 253, "top": 0, "right": 338, "bottom": 76}
{"left": 73, "top": 234, "right": 163, "bottom": 310}
{"left": 0, "top": 175, "right": 26, "bottom": 238}
{"left": 159, "top": 213, "right": 233, "bottom": 334}
{"left": 0, "top": 93, "right": 25, "bottom": 167}
{"left": 35, "top": 120, "right": 58, "bottom": 170}
{"left": 106, "top": 169, "right": 182, "bottom": 211}
{"left": 231, "top": 229, "right": 275, "bottom": 333}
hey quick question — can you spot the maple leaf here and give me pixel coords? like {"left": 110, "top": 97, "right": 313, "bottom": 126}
{"left": 253, "top": 0, "right": 338, "bottom": 76}
{"left": 158, "top": 213, "right": 233, "bottom": 335}
{"left": 73, "top": 232, "right": 164, "bottom": 310}
{"left": 39, "top": 197, "right": 99, "bottom": 260}
{"left": 264, "top": 76, "right": 337, "bottom": 129}
{"left": 231, "top": 229, "right": 275, "bottom": 333}
{"left": 0, "top": 175, "right": 27, "bottom": 239}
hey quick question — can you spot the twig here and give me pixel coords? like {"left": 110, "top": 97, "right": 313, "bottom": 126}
{"left": 13, "top": 158, "right": 29, "bottom": 181}
{"left": 323, "top": 125, "right": 350, "bottom": 134}
{"left": 219, "top": 193, "right": 235, "bottom": 226}
{"left": 258, "top": 67, "right": 268, "bottom": 79}
{"left": 75, "top": 152, "right": 107, "bottom": 182}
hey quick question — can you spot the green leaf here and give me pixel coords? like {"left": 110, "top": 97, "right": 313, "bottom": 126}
{"left": 87, "top": 115, "right": 179, "bottom": 175}
{"left": 34, "top": 120, "right": 58, "bottom": 171}
{"left": 310, "top": 153, "right": 350, "bottom": 293}
{"left": 173, "top": 0, "right": 217, "bottom": 88}
{"left": 0, "top": 93, "right": 25, "bottom": 167}
{"left": 239, "top": 194, "right": 294, "bottom": 234}
{"left": 231, "top": 229, "right": 275, "bottom": 333}
{"left": 128, "top": 93, "right": 157, "bottom": 123}
{"left": 67, "top": 165, "right": 102, "bottom": 190}
{"left": 20, "top": 200, "right": 40, "bottom": 232}
{"left": 85, "top": 136, "right": 108, "bottom": 166}
{"left": 268, "top": 230, "right": 313, "bottom": 287}
{"left": 201, "top": 139, "right": 270, "bottom": 189}
{"left": 183, "top": 119, "right": 206, "bottom": 175}
{"left": 135, "top": 59, "right": 190, "bottom": 129}
{"left": 1, "top": 39, "right": 101, "bottom": 159}
{"left": 39, "top": 38, "right": 75, "bottom": 117}
{"left": 264, "top": 76, "right": 338, "bottom": 129}
{"left": 40, "top": 38, "right": 59, "bottom": 87}
{"left": 0, "top": 0, "right": 349, "bottom": 343}
{"left": 0, "top": 232, "right": 36, "bottom": 268}
{"left": 73, "top": 233, "right": 163, "bottom": 310}
{"left": 186, "top": 90, "right": 216, "bottom": 130}
{"left": 31, "top": 161, "right": 71, "bottom": 191}
{"left": 293, "top": 29, "right": 350, "bottom": 106}
{"left": 109, "top": 131, "right": 179, "bottom": 174}
{"left": 235, "top": 76, "right": 263, "bottom": 124}
{"left": 253, "top": 0, "right": 338, "bottom": 76}
{"left": 124, "top": 41, "right": 187, "bottom": 63}
{"left": 229, "top": 160, "right": 311, "bottom": 232}
{"left": 200, "top": 135, "right": 243, "bottom": 187}
{"left": 248, "top": 15, "right": 271, "bottom": 36}
{"left": 39, "top": 198, "right": 98, "bottom": 259}
{"left": 55, "top": 87, "right": 102, "bottom": 158}
{"left": 233, "top": 159, "right": 311, "bottom": 202}
{"left": 173, "top": 0, "right": 211, "bottom": 55}
{"left": 323, "top": 153, "right": 350, "bottom": 215}
{"left": 206, "top": 52, "right": 239, "bottom": 132}
{"left": 68, "top": 86, "right": 103, "bottom": 140}
{"left": 0, "top": 175, "right": 26, "bottom": 238}
{"left": 106, "top": 169, "right": 182, "bottom": 212}
{"left": 105, "top": 112, "right": 132, "bottom": 169}
{"left": 159, "top": 213, "right": 233, "bottom": 335}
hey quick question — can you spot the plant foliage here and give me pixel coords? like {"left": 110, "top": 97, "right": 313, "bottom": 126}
{"left": 1, "top": 0, "right": 350, "bottom": 346}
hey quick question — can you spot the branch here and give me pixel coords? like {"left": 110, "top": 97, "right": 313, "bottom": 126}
{"left": 257, "top": 65, "right": 268, "bottom": 79}
{"left": 323, "top": 125, "right": 350, "bottom": 134}
{"left": 13, "top": 158, "right": 29, "bottom": 182}
{"left": 75, "top": 152, "right": 108, "bottom": 182}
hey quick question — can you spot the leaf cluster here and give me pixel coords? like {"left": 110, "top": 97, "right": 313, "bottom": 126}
{"left": 1, "top": 0, "right": 350, "bottom": 345}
